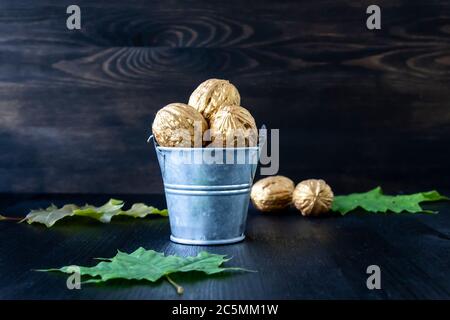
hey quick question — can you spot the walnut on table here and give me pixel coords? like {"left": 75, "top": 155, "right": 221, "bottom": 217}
{"left": 251, "top": 176, "right": 295, "bottom": 212}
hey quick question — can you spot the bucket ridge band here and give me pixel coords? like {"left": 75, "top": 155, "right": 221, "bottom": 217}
{"left": 164, "top": 183, "right": 251, "bottom": 195}
{"left": 164, "top": 182, "right": 252, "bottom": 190}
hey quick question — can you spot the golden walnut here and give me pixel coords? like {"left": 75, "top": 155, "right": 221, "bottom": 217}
{"left": 208, "top": 105, "right": 258, "bottom": 147}
{"left": 292, "top": 179, "right": 334, "bottom": 216}
{"left": 251, "top": 176, "right": 295, "bottom": 212}
{"left": 188, "top": 79, "right": 241, "bottom": 121}
{"left": 152, "top": 103, "right": 208, "bottom": 148}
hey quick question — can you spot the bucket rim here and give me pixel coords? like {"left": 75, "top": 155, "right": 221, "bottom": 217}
{"left": 155, "top": 145, "right": 260, "bottom": 151}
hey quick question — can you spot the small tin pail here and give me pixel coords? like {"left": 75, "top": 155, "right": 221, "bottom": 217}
{"left": 150, "top": 129, "right": 265, "bottom": 245}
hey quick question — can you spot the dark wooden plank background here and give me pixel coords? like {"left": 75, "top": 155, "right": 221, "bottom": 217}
{"left": 1, "top": 0, "right": 450, "bottom": 195}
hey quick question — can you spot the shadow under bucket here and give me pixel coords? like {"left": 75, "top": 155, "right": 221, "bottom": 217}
{"left": 150, "top": 134, "right": 263, "bottom": 245}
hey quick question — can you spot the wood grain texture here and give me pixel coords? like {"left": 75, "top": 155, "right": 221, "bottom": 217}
{"left": 0, "top": 193, "right": 449, "bottom": 299}
{"left": 1, "top": 0, "right": 450, "bottom": 194}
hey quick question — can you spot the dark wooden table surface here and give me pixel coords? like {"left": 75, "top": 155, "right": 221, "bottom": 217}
{"left": 0, "top": 193, "right": 449, "bottom": 300}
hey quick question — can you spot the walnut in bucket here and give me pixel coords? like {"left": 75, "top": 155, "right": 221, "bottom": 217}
{"left": 208, "top": 105, "right": 257, "bottom": 147}
{"left": 188, "top": 79, "right": 241, "bottom": 121}
{"left": 152, "top": 103, "right": 208, "bottom": 148}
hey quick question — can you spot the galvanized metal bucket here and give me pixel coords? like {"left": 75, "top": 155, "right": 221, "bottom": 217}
{"left": 149, "top": 130, "right": 264, "bottom": 245}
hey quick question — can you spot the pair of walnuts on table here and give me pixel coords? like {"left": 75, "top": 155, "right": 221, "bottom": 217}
{"left": 251, "top": 177, "right": 334, "bottom": 217}
{"left": 152, "top": 79, "right": 258, "bottom": 148}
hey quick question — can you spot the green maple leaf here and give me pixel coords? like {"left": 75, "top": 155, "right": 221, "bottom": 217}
{"left": 21, "top": 199, "right": 168, "bottom": 227}
{"left": 332, "top": 187, "right": 449, "bottom": 215}
{"left": 72, "top": 199, "right": 125, "bottom": 223}
{"left": 21, "top": 204, "right": 80, "bottom": 227}
{"left": 38, "top": 247, "right": 251, "bottom": 294}
{"left": 119, "top": 203, "right": 168, "bottom": 218}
